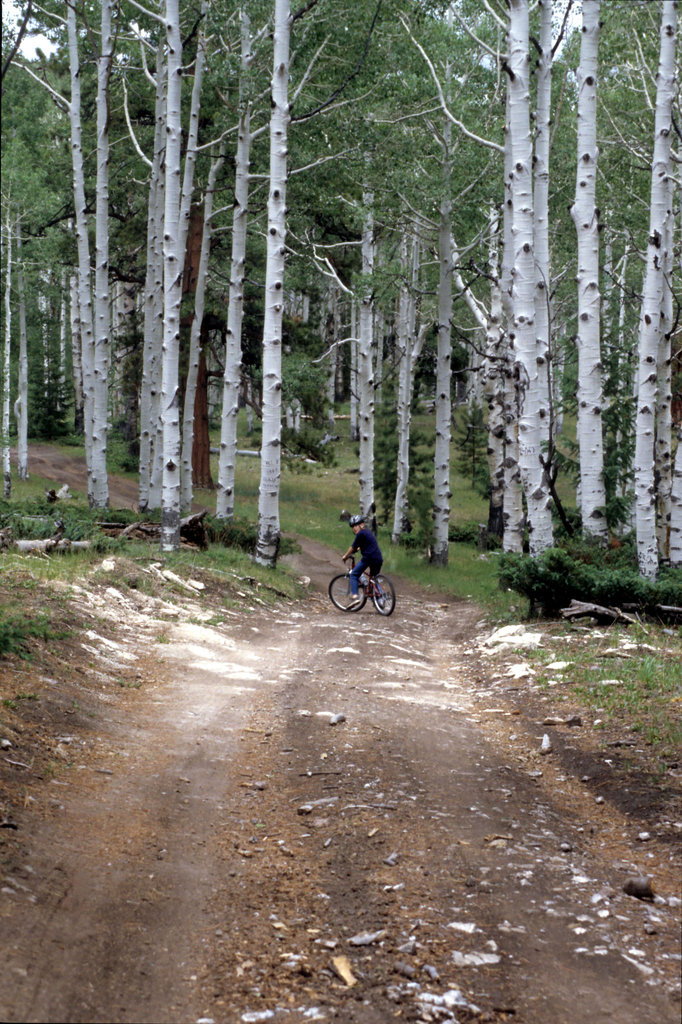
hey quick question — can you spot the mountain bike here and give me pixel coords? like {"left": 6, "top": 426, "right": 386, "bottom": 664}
{"left": 328, "top": 557, "right": 396, "bottom": 616}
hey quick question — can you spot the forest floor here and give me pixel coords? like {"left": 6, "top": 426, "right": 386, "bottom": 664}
{"left": 1, "top": 449, "right": 681, "bottom": 1024}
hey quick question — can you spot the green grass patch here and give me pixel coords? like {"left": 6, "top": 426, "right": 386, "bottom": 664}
{"left": 528, "top": 622, "right": 682, "bottom": 767}
{"left": 0, "top": 609, "right": 71, "bottom": 659}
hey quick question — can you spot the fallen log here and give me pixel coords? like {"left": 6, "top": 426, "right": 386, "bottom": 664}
{"left": 560, "top": 600, "right": 638, "bottom": 626}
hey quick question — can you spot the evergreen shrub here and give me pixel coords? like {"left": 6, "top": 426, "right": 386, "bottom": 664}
{"left": 498, "top": 547, "right": 682, "bottom": 617}
{"left": 207, "top": 516, "right": 297, "bottom": 556}
{"left": 0, "top": 610, "right": 65, "bottom": 657}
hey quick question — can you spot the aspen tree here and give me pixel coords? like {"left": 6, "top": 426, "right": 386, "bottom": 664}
{"left": 69, "top": 273, "right": 84, "bottom": 437}
{"left": 571, "top": 0, "right": 608, "bottom": 543}
{"left": 138, "top": 47, "right": 167, "bottom": 514}
{"left": 533, "top": 0, "right": 553, "bottom": 458}
{"left": 392, "top": 234, "right": 425, "bottom": 544}
{"left": 91, "top": 0, "right": 114, "bottom": 509}
{"left": 181, "top": 145, "right": 225, "bottom": 514}
{"left": 432, "top": 9, "right": 453, "bottom": 567}
{"left": 670, "top": 422, "right": 682, "bottom": 567}
{"left": 2, "top": 206, "right": 11, "bottom": 499}
{"left": 655, "top": 171, "right": 674, "bottom": 558}
{"left": 483, "top": 208, "right": 505, "bottom": 540}
{"left": 159, "top": 0, "right": 184, "bottom": 552}
{"left": 217, "top": 10, "right": 253, "bottom": 521}
{"left": 507, "top": 0, "right": 553, "bottom": 554}
{"left": 67, "top": 2, "right": 96, "bottom": 506}
{"left": 634, "top": 0, "right": 678, "bottom": 579}
{"left": 255, "top": 0, "right": 291, "bottom": 566}
{"left": 350, "top": 301, "right": 359, "bottom": 442}
{"left": 15, "top": 215, "right": 28, "bottom": 481}
{"left": 357, "top": 188, "right": 376, "bottom": 524}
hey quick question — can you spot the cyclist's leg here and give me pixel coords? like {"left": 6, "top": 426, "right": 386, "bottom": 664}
{"left": 349, "top": 557, "right": 368, "bottom": 595}
{"left": 368, "top": 560, "right": 383, "bottom": 588}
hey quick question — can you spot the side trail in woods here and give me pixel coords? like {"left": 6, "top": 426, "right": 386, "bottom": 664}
{"left": 0, "top": 452, "right": 680, "bottom": 1024}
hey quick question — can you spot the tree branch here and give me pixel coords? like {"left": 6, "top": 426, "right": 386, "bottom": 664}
{"left": 291, "top": 0, "right": 383, "bottom": 123}
{"left": 399, "top": 14, "right": 504, "bottom": 154}
{"left": 1, "top": 0, "right": 34, "bottom": 89}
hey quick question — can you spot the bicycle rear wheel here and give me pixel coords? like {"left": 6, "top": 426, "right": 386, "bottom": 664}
{"left": 372, "top": 574, "right": 396, "bottom": 616}
{"left": 328, "top": 574, "right": 367, "bottom": 611}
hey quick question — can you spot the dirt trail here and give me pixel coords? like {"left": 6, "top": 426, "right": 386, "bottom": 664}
{"left": 1, "top": 457, "right": 680, "bottom": 1024}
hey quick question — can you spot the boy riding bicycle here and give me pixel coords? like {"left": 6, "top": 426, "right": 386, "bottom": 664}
{"left": 341, "top": 515, "right": 383, "bottom": 608}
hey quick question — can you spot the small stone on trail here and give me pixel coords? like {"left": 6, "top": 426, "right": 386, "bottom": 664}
{"left": 560, "top": 842, "right": 573, "bottom": 853}
{"left": 623, "top": 876, "right": 655, "bottom": 900}
{"left": 384, "top": 851, "right": 399, "bottom": 865}
{"left": 331, "top": 954, "right": 357, "bottom": 987}
{"left": 540, "top": 734, "right": 553, "bottom": 754}
{"left": 637, "top": 831, "right": 651, "bottom": 842}
{"left": 422, "top": 964, "right": 440, "bottom": 980}
{"left": 349, "top": 929, "right": 387, "bottom": 946}
{"left": 565, "top": 715, "right": 582, "bottom": 727}
{"left": 329, "top": 713, "right": 346, "bottom": 726}
{"left": 451, "top": 950, "right": 501, "bottom": 967}
{"left": 394, "top": 960, "right": 416, "bottom": 978}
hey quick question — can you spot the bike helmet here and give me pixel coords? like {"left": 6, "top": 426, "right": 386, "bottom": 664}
{"left": 349, "top": 514, "right": 364, "bottom": 527}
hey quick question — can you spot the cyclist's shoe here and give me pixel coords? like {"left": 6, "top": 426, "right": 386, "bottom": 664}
{"left": 348, "top": 595, "right": 362, "bottom": 608}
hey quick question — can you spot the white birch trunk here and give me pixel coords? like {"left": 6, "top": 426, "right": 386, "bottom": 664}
{"left": 670, "top": 423, "right": 682, "bottom": 567}
{"left": 533, "top": 0, "right": 552, "bottom": 446}
{"left": 70, "top": 273, "right": 84, "bottom": 436}
{"left": 91, "top": 0, "right": 114, "bottom": 508}
{"left": 15, "top": 216, "right": 28, "bottom": 480}
{"left": 160, "top": 0, "right": 184, "bottom": 552}
{"left": 181, "top": 146, "right": 224, "bottom": 514}
{"left": 255, "top": 0, "right": 291, "bottom": 566}
{"left": 571, "top": 0, "right": 608, "bottom": 542}
{"left": 358, "top": 189, "right": 375, "bottom": 522}
{"left": 615, "top": 251, "right": 630, "bottom": 500}
{"left": 217, "top": 10, "right": 253, "bottom": 521}
{"left": 432, "top": 133, "right": 453, "bottom": 565}
{"left": 483, "top": 208, "right": 505, "bottom": 539}
{"left": 508, "top": 0, "right": 554, "bottom": 555}
{"left": 655, "top": 177, "right": 674, "bottom": 559}
{"left": 502, "top": 43, "right": 527, "bottom": 553}
{"left": 350, "top": 300, "right": 359, "bottom": 441}
{"left": 634, "top": 0, "right": 678, "bottom": 579}
{"left": 59, "top": 270, "right": 67, "bottom": 411}
{"left": 393, "top": 236, "right": 414, "bottom": 543}
{"left": 67, "top": 3, "right": 96, "bottom": 505}
{"left": 177, "top": 0, "right": 207, "bottom": 270}
{"left": 139, "top": 48, "right": 167, "bottom": 513}
{"left": 326, "top": 286, "right": 338, "bottom": 430}
{"left": 2, "top": 206, "right": 11, "bottom": 498}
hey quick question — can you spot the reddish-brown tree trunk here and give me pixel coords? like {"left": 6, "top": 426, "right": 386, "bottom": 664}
{"left": 192, "top": 327, "right": 213, "bottom": 489}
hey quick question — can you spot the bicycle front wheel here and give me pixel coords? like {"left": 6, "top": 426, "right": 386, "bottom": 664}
{"left": 372, "top": 574, "right": 396, "bottom": 616}
{"left": 328, "top": 574, "right": 367, "bottom": 611}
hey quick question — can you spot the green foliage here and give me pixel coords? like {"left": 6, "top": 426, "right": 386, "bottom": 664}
{"left": 28, "top": 359, "right": 70, "bottom": 440}
{"left": 0, "top": 609, "right": 67, "bottom": 658}
{"left": 0, "top": 498, "right": 138, "bottom": 541}
{"left": 207, "top": 515, "right": 297, "bottom": 556}
{"left": 281, "top": 425, "right": 335, "bottom": 466}
{"left": 499, "top": 547, "right": 682, "bottom": 617}
{"left": 454, "top": 402, "right": 490, "bottom": 499}
{"left": 107, "top": 430, "right": 140, "bottom": 474}
{"left": 374, "top": 382, "right": 434, "bottom": 546}
{"left": 208, "top": 515, "right": 258, "bottom": 552}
